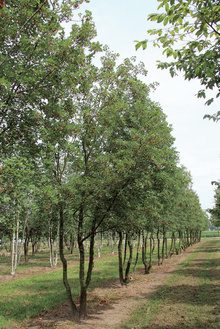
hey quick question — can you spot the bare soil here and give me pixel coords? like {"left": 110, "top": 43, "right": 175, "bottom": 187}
{"left": 6, "top": 241, "right": 207, "bottom": 329}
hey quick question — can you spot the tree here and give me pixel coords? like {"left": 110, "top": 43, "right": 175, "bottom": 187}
{"left": 0, "top": 0, "right": 93, "bottom": 157}
{"left": 209, "top": 182, "right": 220, "bottom": 227}
{"left": 0, "top": 155, "right": 36, "bottom": 274}
{"left": 136, "top": 0, "right": 220, "bottom": 120}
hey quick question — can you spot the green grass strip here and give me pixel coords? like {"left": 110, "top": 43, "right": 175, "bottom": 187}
{"left": 0, "top": 253, "right": 121, "bottom": 329}
{"left": 0, "top": 239, "right": 177, "bottom": 329}
{"left": 119, "top": 239, "right": 220, "bottom": 329}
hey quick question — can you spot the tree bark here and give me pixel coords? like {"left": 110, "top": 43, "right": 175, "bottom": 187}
{"left": 142, "top": 230, "right": 151, "bottom": 274}
{"left": 24, "top": 226, "right": 29, "bottom": 263}
{"left": 133, "top": 230, "right": 141, "bottom": 273}
{"left": 118, "top": 231, "right": 124, "bottom": 285}
{"left": 118, "top": 231, "right": 133, "bottom": 284}
{"left": 157, "top": 227, "right": 161, "bottom": 265}
{"left": 59, "top": 203, "right": 79, "bottom": 318}
{"left": 78, "top": 205, "right": 87, "bottom": 318}
{"left": 86, "top": 228, "right": 95, "bottom": 288}
{"left": 124, "top": 235, "right": 133, "bottom": 283}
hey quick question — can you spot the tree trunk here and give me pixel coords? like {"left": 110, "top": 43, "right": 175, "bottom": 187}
{"left": 142, "top": 230, "right": 151, "bottom": 274}
{"left": 161, "top": 225, "right": 167, "bottom": 264}
{"left": 86, "top": 228, "right": 95, "bottom": 288}
{"left": 157, "top": 227, "right": 161, "bottom": 265}
{"left": 78, "top": 238, "right": 87, "bottom": 317}
{"left": 133, "top": 230, "right": 141, "bottom": 273}
{"left": 24, "top": 226, "right": 29, "bottom": 263}
{"left": 118, "top": 232, "right": 133, "bottom": 284}
{"left": 118, "top": 231, "right": 124, "bottom": 285}
{"left": 124, "top": 236, "right": 133, "bottom": 283}
{"left": 186, "top": 229, "right": 190, "bottom": 247}
{"left": 11, "top": 220, "right": 16, "bottom": 275}
{"left": 149, "top": 232, "right": 154, "bottom": 269}
{"left": 123, "top": 233, "right": 128, "bottom": 267}
{"left": 59, "top": 202, "right": 79, "bottom": 318}
{"left": 11, "top": 213, "right": 20, "bottom": 275}
{"left": 169, "top": 232, "right": 175, "bottom": 256}
{"left": 78, "top": 205, "right": 87, "bottom": 318}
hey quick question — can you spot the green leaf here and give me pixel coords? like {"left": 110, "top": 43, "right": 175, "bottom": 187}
{"left": 157, "top": 15, "right": 165, "bottom": 23}
{"left": 164, "top": 17, "right": 169, "bottom": 26}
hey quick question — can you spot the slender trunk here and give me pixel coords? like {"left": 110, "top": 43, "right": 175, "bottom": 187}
{"left": 14, "top": 214, "right": 19, "bottom": 270}
{"left": 24, "top": 226, "right": 29, "bottom": 263}
{"left": 142, "top": 230, "right": 150, "bottom": 274}
{"left": 86, "top": 228, "right": 95, "bottom": 288}
{"left": 161, "top": 226, "right": 166, "bottom": 264}
{"left": 186, "top": 229, "right": 190, "bottom": 247}
{"left": 11, "top": 213, "right": 20, "bottom": 275}
{"left": 118, "top": 231, "right": 125, "bottom": 285}
{"left": 179, "top": 231, "right": 182, "bottom": 254}
{"left": 110, "top": 231, "right": 116, "bottom": 254}
{"left": 78, "top": 238, "right": 87, "bottom": 318}
{"left": 124, "top": 236, "right": 133, "bottom": 283}
{"left": 133, "top": 231, "right": 141, "bottom": 273}
{"left": 165, "top": 233, "right": 168, "bottom": 258}
{"left": 59, "top": 203, "right": 79, "bottom": 318}
{"left": 11, "top": 220, "right": 16, "bottom": 275}
{"left": 54, "top": 221, "right": 60, "bottom": 267}
{"left": 78, "top": 206, "right": 87, "bottom": 318}
{"left": 149, "top": 232, "right": 153, "bottom": 269}
{"left": 123, "top": 233, "right": 128, "bottom": 267}
{"left": 118, "top": 232, "right": 133, "bottom": 284}
{"left": 97, "top": 232, "right": 102, "bottom": 258}
{"left": 157, "top": 227, "right": 161, "bottom": 265}
{"left": 169, "top": 232, "right": 175, "bottom": 256}
{"left": 49, "top": 223, "right": 54, "bottom": 267}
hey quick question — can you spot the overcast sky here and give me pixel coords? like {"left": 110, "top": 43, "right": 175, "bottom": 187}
{"left": 68, "top": 0, "right": 220, "bottom": 211}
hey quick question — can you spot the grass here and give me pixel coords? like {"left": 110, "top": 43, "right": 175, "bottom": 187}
{"left": 1, "top": 242, "right": 149, "bottom": 329}
{"left": 201, "top": 230, "right": 220, "bottom": 238}
{"left": 118, "top": 239, "right": 220, "bottom": 329}
{"left": 1, "top": 239, "right": 215, "bottom": 329}
{"left": 0, "top": 250, "right": 122, "bottom": 329}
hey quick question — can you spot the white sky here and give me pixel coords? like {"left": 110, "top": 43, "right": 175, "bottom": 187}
{"left": 68, "top": 0, "right": 220, "bottom": 211}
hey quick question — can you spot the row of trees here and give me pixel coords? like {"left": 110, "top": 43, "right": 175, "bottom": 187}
{"left": 209, "top": 182, "right": 220, "bottom": 228}
{"left": 0, "top": 0, "right": 208, "bottom": 319}
{"left": 136, "top": 0, "right": 220, "bottom": 230}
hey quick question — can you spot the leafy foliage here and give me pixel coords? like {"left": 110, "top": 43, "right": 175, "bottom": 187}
{"left": 136, "top": 0, "right": 220, "bottom": 120}
{"left": 209, "top": 182, "right": 220, "bottom": 227}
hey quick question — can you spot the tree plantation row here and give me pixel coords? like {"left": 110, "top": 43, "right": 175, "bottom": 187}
{"left": 0, "top": 0, "right": 209, "bottom": 319}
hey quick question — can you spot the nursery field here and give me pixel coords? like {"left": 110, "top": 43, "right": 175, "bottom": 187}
{"left": 0, "top": 238, "right": 219, "bottom": 329}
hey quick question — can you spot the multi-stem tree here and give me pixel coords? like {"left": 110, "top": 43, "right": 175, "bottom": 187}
{"left": 59, "top": 51, "right": 179, "bottom": 317}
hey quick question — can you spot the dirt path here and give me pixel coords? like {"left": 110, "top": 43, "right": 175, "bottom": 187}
{"left": 8, "top": 240, "right": 206, "bottom": 329}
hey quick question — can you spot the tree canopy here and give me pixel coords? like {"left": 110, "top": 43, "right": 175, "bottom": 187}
{"left": 209, "top": 182, "right": 220, "bottom": 227}
{"left": 136, "top": 0, "right": 220, "bottom": 121}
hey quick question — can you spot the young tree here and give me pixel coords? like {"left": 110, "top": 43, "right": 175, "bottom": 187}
{"left": 57, "top": 50, "right": 178, "bottom": 316}
{"left": 209, "top": 182, "right": 220, "bottom": 228}
{"left": 0, "top": 155, "right": 36, "bottom": 274}
{"left": 136, "top": 0, "right": 220, "bottom": 120}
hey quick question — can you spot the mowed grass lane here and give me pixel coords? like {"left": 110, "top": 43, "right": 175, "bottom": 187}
{"left": 0, "top": 252, "right": 120, "bottom": 329}
{"left": 119, "top": 239, "right": 220, "bottom": 329}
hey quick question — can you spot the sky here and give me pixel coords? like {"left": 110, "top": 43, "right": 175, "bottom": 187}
{"left": 67, "top": 0, "right": 220, "bottom": 211}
